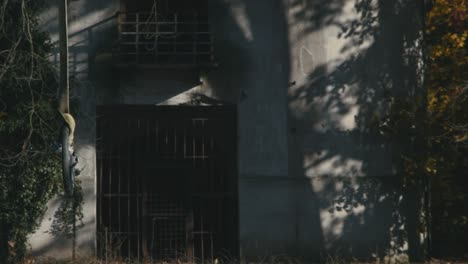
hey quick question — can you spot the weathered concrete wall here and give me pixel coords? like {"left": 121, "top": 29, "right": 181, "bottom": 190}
{"left": 205, "top": 0, "right": 292, "bottom": 258}
{"left": 206, "top": 0, "right": 425, "bottom": 261}
{"left": 285, "top": 0, "right": 425, "bottom": 261}
{"left": 30, "top": 0, "right": 425, "bottom": 261}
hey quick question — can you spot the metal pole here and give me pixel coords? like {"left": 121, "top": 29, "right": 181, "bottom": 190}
{"left": 72, "top": 193, "right": 77, "bottom": 260}
{"left": 59, "top": 0, "right": 69, "bottom": 114}
{"left": 59, "top": 1, "right": 75, "bottom": 260}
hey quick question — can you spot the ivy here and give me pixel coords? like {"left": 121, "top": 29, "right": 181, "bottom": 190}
{"left": 0, "top": 0, "right": 64, "bottom": 262}
{"left": 49, "top": 178, "right": 84, "bottom": 240}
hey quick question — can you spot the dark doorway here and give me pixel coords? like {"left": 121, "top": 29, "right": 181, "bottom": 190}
{"left": 96, "top": 105, "right": 238, "bottom": 262}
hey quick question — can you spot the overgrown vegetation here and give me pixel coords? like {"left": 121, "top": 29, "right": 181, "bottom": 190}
{"left": 378, "top": 0, "right": 467, "bottom": 257}
{"left": 49, "top": 180, "right": 84, "bottom": 238}
{"left": 424, "top": 0, "right": 467, "bottom": 256}
{"left": 0, "top": 0, "right": 62, "bottom": 262}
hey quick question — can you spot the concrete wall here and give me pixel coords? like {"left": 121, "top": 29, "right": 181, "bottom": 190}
{"left": 30, "top": 0, "right": 425, "bottom": 261}
{"left": 286, "top": 0, "right": 425, "bottom": 261}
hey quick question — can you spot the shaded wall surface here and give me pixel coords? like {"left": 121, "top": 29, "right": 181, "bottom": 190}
{"left": 30, "top": 0, "right": 425, "bottom": 261}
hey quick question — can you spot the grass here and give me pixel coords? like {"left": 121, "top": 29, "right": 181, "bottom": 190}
{"left": 24, "top": 255, "right": 468, "bottom": 264}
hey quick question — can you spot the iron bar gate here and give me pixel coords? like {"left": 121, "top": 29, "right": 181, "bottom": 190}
{"left": 96, "top": 105, "right": 238, "bottom": 262}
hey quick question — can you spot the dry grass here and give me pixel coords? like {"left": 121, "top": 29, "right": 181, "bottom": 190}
{"left": 23, "top": 256, "right": 468, "bottom": 264}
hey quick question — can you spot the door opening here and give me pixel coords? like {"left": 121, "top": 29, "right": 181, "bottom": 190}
{"left": 96, "top": 105, "right": 238, "bottom": 262}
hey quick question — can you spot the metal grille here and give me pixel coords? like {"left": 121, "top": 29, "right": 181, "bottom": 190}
{"left": 143, "top": 194, "right": 187, "bottom": 260}
{"left": 96, "top": 106, "right": 238, "bottom": 262}
{"left": 113, "top": 12, "right": 214, "bottom": 66}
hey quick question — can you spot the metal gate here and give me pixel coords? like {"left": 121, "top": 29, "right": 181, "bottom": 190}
{"left": 96, "top": 105, "right": 238, "bottom": 262}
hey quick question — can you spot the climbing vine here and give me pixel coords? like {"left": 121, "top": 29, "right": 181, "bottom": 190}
{"left": 0, "top": 0, "right": 62, "bottom": 262}
{"left": 49, "top": 178, "right": 84, "bottom": 240}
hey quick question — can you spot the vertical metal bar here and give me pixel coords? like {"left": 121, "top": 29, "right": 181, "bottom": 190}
{"left": 108, "top": 120, "right": 112, "bottom": 249}
{"left": 175, "top": 232, "right": 178, "bottom": 260}
{"left": 135, "top": 13, "right": 140, "bottom": 63}
{"left": 58, "top": 0, "right": 69, "bottom": 114}
{"left": 174, "top": 119, "right": 177, "bottom": 156}
{"left": 154, "top": 10, "right": 159, "bottom": 62}
{"left": 184, "top": 120, "right": 187, "bottom": 159}
{"left": 193, "top": 120, "right": 196, "bottom": 163}
{"left": 219, "top": 198, "right": 223, "bottom": 257}
{"left": 118, "top": 120, "right": 121, "bottom": 260}
{"left": 193, "top": 13, "right": 198, "bottom": 64}
{"left": 127, "top": 119, "right": 131, "bottom": 262}
{"left": 119, "top": 0, "right": 127, "bottom": 48}
{"left": 210, "top": 33, "right": 214, "bottom": 64}
{"left": 174, "top": 13, "right": 178, "bottom": 57}
{"left": 141, "top": 119, "right": 149, "bottom": 261}
{"left": 155, "top": 119, "right": 158, "bottom": 155}
{"left": 186, "top": 188, "right": 194, "bottom": 262}
{"left": 136, "top": 119, "right": 140, "bottom": 262}
{"left": 117, "top": 10, "right": 126, "bottom": 64}
{"left": 105, "top": 227, "right": 108, "bottom": 264}
{"left": 210, "top": 232, "right": 214, "bottom": 264}
{"left": 202, "top": 119, "right": 205, "bottom": 160}
{"left": 98, "top": 120, "right": 103, "bottom": 231}
{"left": 97, "top": 120, "right": 102, "bottom": 258}
{"left": 201, "top": 214, "right": 204, "bottom": 264}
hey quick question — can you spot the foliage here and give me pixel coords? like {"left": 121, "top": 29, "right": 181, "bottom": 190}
{"left": 378, "top": 0, "right": 468, "bottom": 256}
{"left": 0, "top": 0, "right": 62, "bottom": 262}
{"left": 49, "top": 178, "right": 84, "bottom": 239}
{"left": 424, "top": 0, "right": 468, "bottom": 255}
{"left": 358, "top": 0, "right": 468, "bottom": 258}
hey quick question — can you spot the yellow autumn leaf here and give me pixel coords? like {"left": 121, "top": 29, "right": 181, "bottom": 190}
{"left": 454, "top": 134, "right": 468, "bottom": 142}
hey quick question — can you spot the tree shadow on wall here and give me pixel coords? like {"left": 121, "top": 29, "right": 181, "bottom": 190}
{"left": 288, "top": 0, "right": 425, "bottom": 262}
{"left": 36, "top": 0, "right": 427, "bottom": 262}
